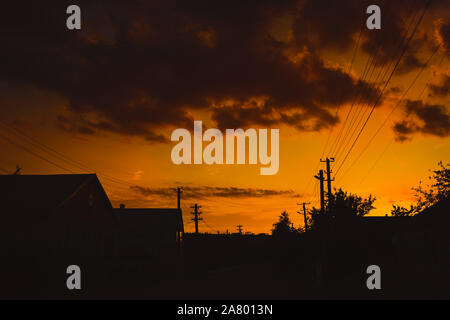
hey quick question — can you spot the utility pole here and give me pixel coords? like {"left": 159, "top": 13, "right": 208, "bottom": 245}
{"left": 175, "top": 187, "right": 183, "bottom": 247}
{"left": 321, "top": 157, "right": 335, "bottom": 200}
{"left": 190, "top": 204, "right": 202, "bottom": 234}
{"left": 236, "top": 224, "right": 243, "bottom": 234}
{"left": 314, "top": 170, "right": 325, "bottom": 214}
{"left": 176, "top": 186, "right": 183, "bottom": 209}
{"left": 297, "top": 202, "right": 310, "bottom": 231}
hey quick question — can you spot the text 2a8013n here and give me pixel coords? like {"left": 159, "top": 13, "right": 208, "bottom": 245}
{"left": 221, "top": 304, "right": 272, "bottom": 316}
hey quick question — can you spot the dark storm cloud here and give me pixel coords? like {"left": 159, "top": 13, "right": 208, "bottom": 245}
{"left": 393, "top": 99, "right": 450, "bottom": 141}
{"left": 131, "top": 185, "right": 299, "bottom": 199}
{"left": 292, "top": 0, "right": 434, "bottom": 75}
{"left": 1, "top": 0, "right": 438, "bottom": 142}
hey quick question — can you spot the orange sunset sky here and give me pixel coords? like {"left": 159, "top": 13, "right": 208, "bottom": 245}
{"left": 1, "top": 0, "right": 449, "bottom": 234}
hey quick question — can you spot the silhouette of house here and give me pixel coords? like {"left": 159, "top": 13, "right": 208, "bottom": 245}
{"left": 358, "top": 215, "right": 414, "bottom": 241}
{"left": 0, "top": 174, "right": 116, "bottom": 297}
{"left": 354, "top": 196, "right": 450, "bottom": 252}
{"left": 413, "top": 196, "right": 450, "bottom": 265}
{"left": 114, "top": 206, "right": 184, "bottom": 258}
{"left": 415, "top": 196, "right": 450, "bottom": 228}
{"left": 0, "top": 174, "right": 116, "bottom": 256}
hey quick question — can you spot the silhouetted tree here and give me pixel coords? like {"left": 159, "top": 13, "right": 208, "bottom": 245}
{"left": 272, "top": 211, "right": 297, "bottom": 237}
{"left": 309, "top": 188, "right": 376, "bottom": 229}
{"left": 307, "top": 207, "right": 322, "bottom": 230}
{"left": 392, "top": 162, "right": 449, "bottom": 215}
{"left": 298, "top": 214, "right": 313, "bottom": 233}
{"left": 414, "top": 161, "right": 449, "bottom": 210}
{"left": 391, "top": 204, "right": 415, "bottom": 217}
{"left": 327, "top": 188, "right": 376, "bottom": 219}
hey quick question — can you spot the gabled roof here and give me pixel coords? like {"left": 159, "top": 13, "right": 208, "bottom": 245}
{"left": 0, "top": 174, "right": 96, "bottom": 212}
{"left": 114, "top": 208, "right": 184, "bottom": 233}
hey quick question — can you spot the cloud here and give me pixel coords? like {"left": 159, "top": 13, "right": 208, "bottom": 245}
{"left": 393, "top": 99, "right": 450, "bottom": 141}
{"left": 435, "top": 20, "right": 450, "bottom": 55}
{"left": 1, "top": 0, "right": 386, "bottom": 142}
{"left": 130, "top": 185, "right": 299, "bottom": 199}
{"left": 294, "top": 0, "right": 432, "bottom": 74}
{"left": 428, "top": 74, "right": 450, "bottom": 97}
{"left": 2, "top": 0, "right": 444, "bottom": 142}
{"left": 392, "top": 120, "right": 417, "bottom": 142}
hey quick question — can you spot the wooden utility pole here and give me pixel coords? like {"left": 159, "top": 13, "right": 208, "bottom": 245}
{"left": 190, "top": 204, "right": 202, "bottom": 234}
{"left": 176, "top": 186, "right": 183, "bottom": 209}
{"left": 297, "top": 202, "right": 310, "bottom": 231}
{"left": 236, "top": 224, "right": 243, "bottom": 234}
{"left": 321, "top": 157, "right": 335, "bottom": 200}
{"left": 314, "top": 170, "right": 325, "bottom": 214}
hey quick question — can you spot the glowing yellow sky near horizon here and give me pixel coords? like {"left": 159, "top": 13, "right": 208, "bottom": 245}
{"left": 1, "top": 11, "right": 449, "bottom": 234}
{"left": 1, "top": 68, "right": 448, "bottom": 234}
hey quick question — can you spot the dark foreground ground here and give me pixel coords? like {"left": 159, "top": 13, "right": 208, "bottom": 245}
{"left": 2, "top": 229, "right": 449, "bottom": 299}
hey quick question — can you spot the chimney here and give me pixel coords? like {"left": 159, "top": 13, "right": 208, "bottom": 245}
{"left": 119, "top": 204, "right": 125, "bottom": 209}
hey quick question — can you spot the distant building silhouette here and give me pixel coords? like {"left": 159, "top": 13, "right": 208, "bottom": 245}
{"left": 114, "top": 206, "right": 184, "bottom": 258}
{"left": 0, "top": 174, "right": 116, "bottom": 298}
{"left": 0, "top": 174, "right": 186, "bottom": 298}
{"left": 0, "top": 174, "right": 116, "bottom": 258}
{"left": 412, "top": 196, "right": 450, "bottom": 267}
{"left": 0, "top": 172, "right": 448, "bottom": 299}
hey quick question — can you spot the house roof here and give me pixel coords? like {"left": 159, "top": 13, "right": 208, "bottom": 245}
{"left": 415, "top": 196, "right": 450, "bottom": 222}
{"left": 360, "top": 216, "right": 414, "bottom": 224}
{"left": 0, "top": 174, "right": 96, "bottom": 212}
{"left": 358, "top": 215, "right": 414, "bottom": 232}
{"left": 114, "top": 208, "right": 184, "bottom": 233}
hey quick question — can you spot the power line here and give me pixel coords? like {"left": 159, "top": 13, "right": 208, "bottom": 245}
{"left": 0, "top": 120, "right": 136, "bottom": 188}
{"left": 329, "top": 34, "right": 381, "bottom": 158}
{"left": 334, "top": 37, "right": 386, "bottom": 157}
{"left": 332, "top": 0, "right": 421, "bottom": 163}
{"left": 334, "top": 0, "right": 431, "bottom": 177}
{"left": 0, "top": 131, "right": 75, "bottom": 173}
{"left": 338, "top": 43, "right": 442, "bottom": 182}
{"left": 305, "top": 28, "right": 365, "bottom": 198}
{"left": 357, "top": 53, "right": 447, "bottom": 186}
{"left": 358, "top": 140, "right": 393, "bottom": 186}
{"left": 321, "top": 29, "right": 363, "bottom": 159}
{"left": 202, "top": 220, "right": 219, "bottom": 233}
{"left": 306, "top": 0, "right": 396, "bottom": 200}
{"left": 301, "top": 161, "right": 320, "bottom": 197}
{"left": 0, "top": 167, "right": 11, "bottom": 174}
{"left": 190, "top": 203, "right": 202, "bottom": 234}
{"left": 330, "top": 0, "right": 421, "bottom": 161}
